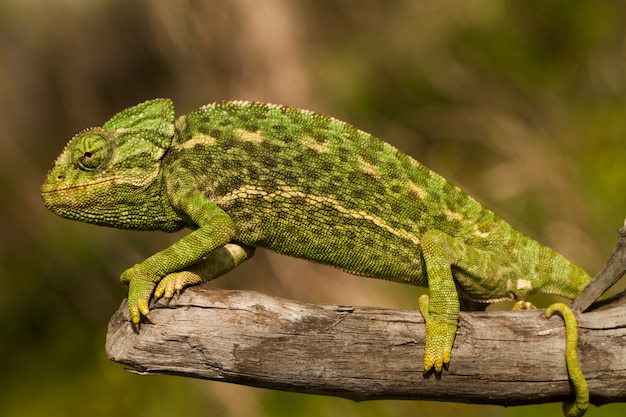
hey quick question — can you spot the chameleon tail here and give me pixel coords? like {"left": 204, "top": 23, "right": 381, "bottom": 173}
{"left": 546, "top": 303, "right": 589, "bottom": 417}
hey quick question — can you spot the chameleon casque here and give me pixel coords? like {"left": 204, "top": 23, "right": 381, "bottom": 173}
{"left": 41, "top": 99, "right": 591, "bottom": 416}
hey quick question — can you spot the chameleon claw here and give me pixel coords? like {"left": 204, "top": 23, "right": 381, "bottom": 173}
{"left": 137, "top": 300, "right": 153, "bottom": 321}
{"left": 143, "top": 312, "right": 154, "bottom": 324}
{"left": 423, "top": 351, "right": 450, "bottom": 374}
{"left": 130, "top": 309, "right": 142, "bottom": 331}
{"left": 128, "top": 293, "right": 155, "bottom": 330}
{"left": 130, "top": 312, "right": 154, "bottom": 331}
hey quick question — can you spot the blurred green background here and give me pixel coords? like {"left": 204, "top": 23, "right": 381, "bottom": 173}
{"left": 1, "top": 0, "right": 626, "bottom": 416}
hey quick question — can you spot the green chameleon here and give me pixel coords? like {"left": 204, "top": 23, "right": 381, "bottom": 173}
{"left": 42, "top": 99, "right": 590, "bottom": 416}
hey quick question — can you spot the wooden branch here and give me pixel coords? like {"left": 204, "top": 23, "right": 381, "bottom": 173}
{"left": 572, "top": 223, "right": 626, "bottom": 312}
{"left": 106, "top": 287, "right": 626, "bottom": 408}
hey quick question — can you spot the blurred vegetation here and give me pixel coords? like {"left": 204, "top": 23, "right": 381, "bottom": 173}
{"left": 1, "top": 0, "right": 626, "bottom": 416}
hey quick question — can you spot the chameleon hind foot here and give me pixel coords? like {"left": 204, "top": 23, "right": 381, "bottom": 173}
{"left": 546, "top": 303, "right": 589, "bottom": 417}
{"left": 418, "top": 294, "right": 457, "bottom": 373}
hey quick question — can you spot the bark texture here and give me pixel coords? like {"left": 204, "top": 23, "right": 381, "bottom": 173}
{"left": 106, "top": 286, "right": 626, "bottom": 408}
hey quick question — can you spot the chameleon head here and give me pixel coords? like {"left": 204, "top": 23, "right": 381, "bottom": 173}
{"left": 41, "top": 99, "right": 181, "bottom": 231}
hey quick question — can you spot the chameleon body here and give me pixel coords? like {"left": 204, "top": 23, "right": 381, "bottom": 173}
{"left": 42, "top": 99, "right": 590, "bottom": 416}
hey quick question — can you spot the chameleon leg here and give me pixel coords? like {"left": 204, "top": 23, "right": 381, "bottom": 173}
{"left": 418, "top": 229, "right": 462, "bottom": 373}
{"left": 121, "top": 190, "right": 237, "bottom": 327}
{"left": 154, "top": 242, "right": 255, "bottom": 301}
{"left": 546, "top": 303, "right": 589, "bottom": 417}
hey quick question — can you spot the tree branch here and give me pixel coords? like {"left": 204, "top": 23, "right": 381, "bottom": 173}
{"left": 572, "top": 223, "right": 626, "bottom": 312}
{"left": 106, "top": 286, "right": 626, "bottom": 408}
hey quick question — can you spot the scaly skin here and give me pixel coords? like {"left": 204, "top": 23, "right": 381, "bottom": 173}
{"left": 41, "top": 99, "right": 591, "bottom": 414}
{"left": 547, "top": 303, "right": 589, "bottom": 417}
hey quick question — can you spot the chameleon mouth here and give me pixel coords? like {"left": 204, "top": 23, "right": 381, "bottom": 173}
{"left": 40, "top": 177, "right": 118, "bottom": 222}
{"left": 43, "top": 170, "right": 160, "bottom": 196}
{"left": 40, "top": 178, "right": 113, "bottom": 195}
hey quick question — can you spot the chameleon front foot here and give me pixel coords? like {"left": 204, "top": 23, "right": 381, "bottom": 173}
{"left": 418, "top": 294, "right": 457, "bottom": 373}
{"left": 123, "top": 268, "right": 206, "bottom": 328}
{"left": 127, "top": 285, "right": 154, "bottom": 329}
{"left": 122, "top": 267, "right": 158, "bottom": 328}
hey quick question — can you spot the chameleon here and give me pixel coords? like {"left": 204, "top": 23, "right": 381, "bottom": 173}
{"left": 41, "top": 99, "right": 590, "bottom": 416}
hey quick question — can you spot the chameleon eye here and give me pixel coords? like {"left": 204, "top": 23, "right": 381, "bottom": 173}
{"left": 71, "top": 132, "right": 112, "bottom": 171}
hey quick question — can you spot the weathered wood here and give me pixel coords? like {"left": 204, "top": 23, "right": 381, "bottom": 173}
{"left": 106, "top": 287, "right": 626, "bottom": 408}
{"left": 572, "top": 224, "right": 626, "bottom": 312}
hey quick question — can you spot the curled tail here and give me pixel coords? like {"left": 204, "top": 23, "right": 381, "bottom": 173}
{"left": 546, "top": 303, "right": 589, "bottom": 417}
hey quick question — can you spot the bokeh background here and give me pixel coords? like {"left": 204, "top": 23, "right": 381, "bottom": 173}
{"left": 2, "top": 0, "right": 626, "bottom": 416}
